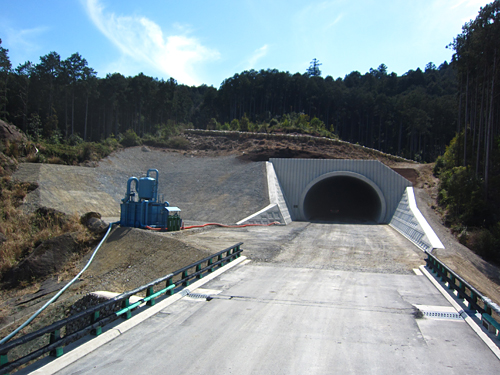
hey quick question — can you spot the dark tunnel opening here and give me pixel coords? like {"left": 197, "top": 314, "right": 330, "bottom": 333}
{"left": 303, "top": 176, "right": 382, "bottom": 223}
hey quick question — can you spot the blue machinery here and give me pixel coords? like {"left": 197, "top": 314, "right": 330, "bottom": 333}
{"left": 120, "top": 169, "right": 182, "bottom": 231}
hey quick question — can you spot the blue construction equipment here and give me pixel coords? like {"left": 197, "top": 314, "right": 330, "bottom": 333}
{"left": 120, "top": 169, "right": 182, "bottom": 231}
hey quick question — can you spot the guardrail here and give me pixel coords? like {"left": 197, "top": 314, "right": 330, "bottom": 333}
{"left": 0, "top": 243, "right": 243, "bottom": 374}
{"left": 425, "top": 251, "right": 500, "bottom": 339}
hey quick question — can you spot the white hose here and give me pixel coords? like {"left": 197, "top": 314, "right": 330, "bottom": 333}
{"left": 0, "top": 222, "right": 119, "bottom": 345}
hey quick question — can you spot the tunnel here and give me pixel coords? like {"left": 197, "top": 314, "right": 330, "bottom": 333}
{"left": 302, "top": 173, "right": 384, "bottom": 224}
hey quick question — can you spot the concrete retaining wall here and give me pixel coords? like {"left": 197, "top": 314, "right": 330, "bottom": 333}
{"left": 237, "top": 162, "right": 292, "bottom": 225}
{"left": 389, "top": 187, "right": 444, "bottom": 252}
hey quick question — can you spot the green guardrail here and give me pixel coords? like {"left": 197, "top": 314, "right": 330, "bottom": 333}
{"left": 0, "top": 243, "right": 243, "bottom": 375}
{"left": 425, "top": 251, "right": 500, "bottom": 340}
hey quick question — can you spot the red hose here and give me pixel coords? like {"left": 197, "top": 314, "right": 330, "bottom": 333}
{"left": 145, "top": 221, "right": 281, "bottom": 231}
{"left": 181, "top": 221, "right": 281, "bottom": 230}
{"left": 144, "top": 226, "right": 166, "bottom": 231}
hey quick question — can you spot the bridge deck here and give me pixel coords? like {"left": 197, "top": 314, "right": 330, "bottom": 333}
{"left": 48, "top": 224, "right": 499, "bottom": 374}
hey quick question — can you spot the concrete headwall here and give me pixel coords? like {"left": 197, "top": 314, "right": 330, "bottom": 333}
{"left": 270, "top": 159, "right": 412, "bottom": 223}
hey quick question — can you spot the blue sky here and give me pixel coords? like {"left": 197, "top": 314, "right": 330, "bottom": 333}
{"left": 0, "top": 0, "right": 488, "bottom": 87}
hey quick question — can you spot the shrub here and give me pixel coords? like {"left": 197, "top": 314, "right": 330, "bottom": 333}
{"left": 239, "top": 115, "right": 249, "bottom": 132}
{"left": 67, "top": 134, "right": 83, "bottom": 146}
{"left": 269, "top": 118, "right": 279, "bottom": 128}
{"left": 120, "top": 129, "right": 142, "bottom": 147}
{"left": 166, "top": 136, "right": 190, "bottom": 150}
{"left": 438, "top": 166, "right": 488, "bottom": 227}
{"left": 230, "top": 119, "right": 240, "bottom": 131}
{"left": 467, "top": 229, "right": 499, "bottom": 263}
{"left": 206, "top": 118, "right": 219, "bottom": 130}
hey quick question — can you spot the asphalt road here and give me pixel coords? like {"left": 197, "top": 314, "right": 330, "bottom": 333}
{"left": 50, "top": 224, "right": 499, "bottom": 375}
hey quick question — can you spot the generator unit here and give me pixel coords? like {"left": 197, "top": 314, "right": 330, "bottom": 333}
{"left": 120, "top": 169, "right": 182, "bottom": 231}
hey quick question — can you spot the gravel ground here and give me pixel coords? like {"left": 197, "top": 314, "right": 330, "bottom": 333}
{"left": 180, "top": 222, "right": 425, "bottom": 274}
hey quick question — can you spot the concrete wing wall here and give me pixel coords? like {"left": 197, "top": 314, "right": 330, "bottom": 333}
{"left": 270, "top": 159, "right": 412, "bottom": 223}
{"left": 390, "top": 187, "right": 445, "bottom": 251}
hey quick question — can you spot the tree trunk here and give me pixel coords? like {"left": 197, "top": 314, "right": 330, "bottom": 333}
{"left": 84, "top": 95, "right": 89, "bottom": 141}
{"left": 484, "top": 50, "right": 496, "bottom": 199}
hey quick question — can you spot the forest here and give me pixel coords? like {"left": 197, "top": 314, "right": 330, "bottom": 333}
{"left": 433, "top": 0, "right": 500, "bottom": 262}
{"left": 0, "top": 1, "right": 498, "bottom": 261}
{"left": 0, "top": 42, "right": 458, "bottom": 163}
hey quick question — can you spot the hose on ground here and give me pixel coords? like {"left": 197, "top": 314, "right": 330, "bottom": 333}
{"left": 144, "top": 222, "right": 281, "bottom": 231}
{"left": 182, "top": 222, "right": 281, "bottom": 229}
{"left": 0, "top": 221, "right": 120, "bottom": 345}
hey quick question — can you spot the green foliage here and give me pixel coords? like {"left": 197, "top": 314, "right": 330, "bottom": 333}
{"left": 438, "top": 166, "right": 486, "bottom": 226}
{"left": 239, "top": 114, "right": 249, "bottom": 132}
{"left": 230, "top": 119, "right": 240, "bottom": 131}
{"left": 466, "top": 229, "right": 499, "bottom": 263}
{"left": 435, "top": 130, "right": 500, "bottom": 263}
{"left": 35, "top": 139, "right": 119, "bottom": 165}
{"left": 27, "top": 113, "right": 43, "bottom": 141}
{"left": 67, "top": 133, "right": 83, "bottom": 146}
{"left": 306, "top": 58, "right": 322, "bottom": 77}
{"left": 206, "top": 118, "right": 219, "bottom": 130}
{"left": 103, "top": 135, "right": 120, "bottom": 149}
{"left": 166, "top": 136, "right": 190, "bottom": 150}
{"left": 120, "top": 129, "right": 142, "bottom": 147}
{"left": 2, "top": 42, "right": 459, "bottom": 162}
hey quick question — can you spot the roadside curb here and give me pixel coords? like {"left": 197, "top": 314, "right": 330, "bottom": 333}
{"left": 419, "top": 265, "right": 500, "bottom": 360}
{"left": 31, "top": 256, "right": 249, "bottom": 374}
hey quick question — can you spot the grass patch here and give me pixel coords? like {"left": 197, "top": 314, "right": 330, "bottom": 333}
{"left": 0, "top": 176, "right": 91, "bottom": 282}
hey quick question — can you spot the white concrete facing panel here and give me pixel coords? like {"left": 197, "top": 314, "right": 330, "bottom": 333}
{"left": 390, "top": 187, "right": 444, "bottom": 252}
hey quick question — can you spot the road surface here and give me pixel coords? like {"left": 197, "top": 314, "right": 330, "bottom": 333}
{"left": 45, "top": 223, "right": 499, "bottom": 374}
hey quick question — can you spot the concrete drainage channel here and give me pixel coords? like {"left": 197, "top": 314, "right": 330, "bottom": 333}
{"left": 414, "top": 305, "right": 465, "bottom": 321}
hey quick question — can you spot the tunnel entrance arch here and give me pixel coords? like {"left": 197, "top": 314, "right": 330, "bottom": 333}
{"left": 299, "top": 171, "right": 387, "bottom": 224}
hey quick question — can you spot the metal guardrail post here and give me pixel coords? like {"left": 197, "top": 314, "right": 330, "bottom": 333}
{"left": 0, "top": 353, "right": 7, "bottom": 367}
{"left": 121, "top": 298, "right": 132, "bottom": 319}
{"left": 49, "top": 329, "right": 63, "bottom": 358}
{"left": 91, "top": 311, "right": 102, "bottom": 336}
{"left": 470, "top": 292, "right": 479, "bottom": 312}
{"left": 196, "top": 264, "right": 202, "bottom": 280}
{"left": 208, "top": 258, "right": 214, "bottom": 273}
{"left": 182, "top": 270, "right": 190, "bottom": 286}
{"left": 458, "top": 280, "right": 465, "bottom": 299}
{"left": 449, "top": 275, "right": 456, "bottom": 291}
{"left": 146, "top": 287, "right": 155, "bottom": 306}
{"left": 485, "top": 304, "right": 492, "bottom": 316}
{"left": 166, "top": 278, "right": 174, "bottom": 296}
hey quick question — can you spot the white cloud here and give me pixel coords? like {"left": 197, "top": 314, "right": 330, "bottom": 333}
{"left": 0, "top": 25, "right": 48, "bottom": 52}
{"left": 451, "top": 0, "right": 488, "bottom": 10}
{"left": 84, "top": 0, "right": 220, "bottom": 85}
{"left": 247, "top": 44, "right": 269, "bottom": 69}
{"left": 325, "top": 13, "right": 344, "bottom": 31}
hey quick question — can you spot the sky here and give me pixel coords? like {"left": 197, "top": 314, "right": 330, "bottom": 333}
{"left": 0, "top": 0, "right": 490, "bottom": 87}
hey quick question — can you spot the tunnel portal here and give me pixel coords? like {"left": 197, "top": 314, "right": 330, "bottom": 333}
{"left": 303, "top": 175, "right": 382, "bottom": 223}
